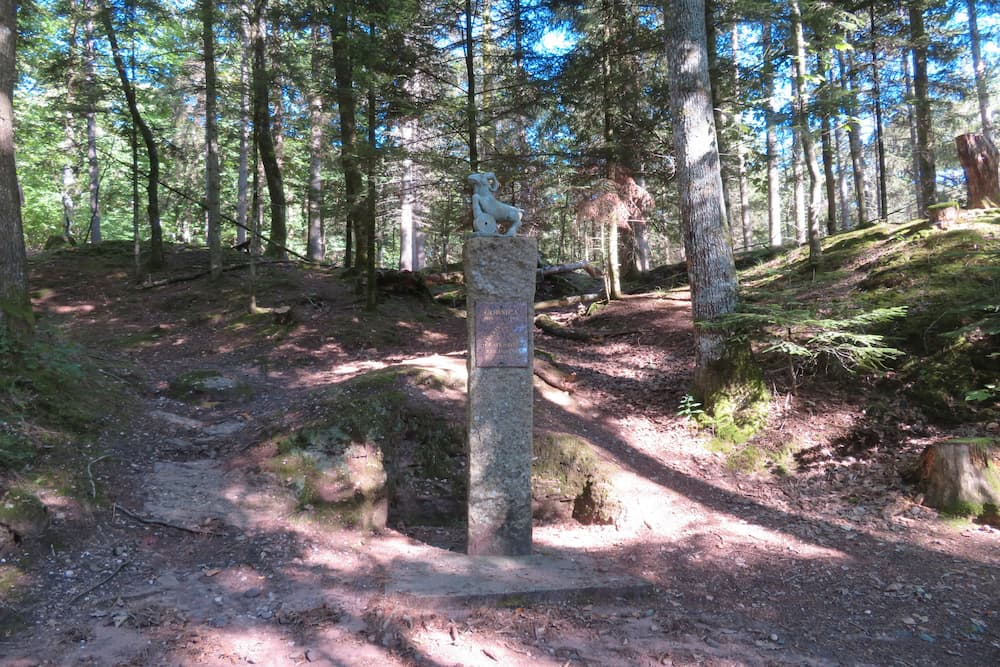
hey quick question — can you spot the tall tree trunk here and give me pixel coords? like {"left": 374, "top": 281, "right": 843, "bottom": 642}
{"left": 840, "top": 50, "right": 868, "bottom": 227}
{"left": 819, "top": 54, "right": 838, "bottom": 236}
{"left": 84, "top": 0, "right": 100, "bottom": 244}
{"left": 732, "top": 25, "right": 751, "bottom": 250}
{"left": 966, "top": 0, "right": 993, "bottom": 144}
{"left": 664, "top": 0, "right": 765, "bottom": 419}
{"left": 0, "top": 0, "right": 32, "bottom": 342}
{"left": 763, "top": 23, "right": 782, "bottom": 247}
{"left": 909, "top": 1, "right": 935, "bottom": 216}
{"left": 306, "top": 19, "right": 325, "bottom": 262}
{"left": 835, "top": 119, "right": 851, "bottom": 230}
{"left": 704, "top": 0, "right": 733, "bottom": 233}
{"left": 790, "top": 0, "right": 822, "bottom": 264}
{"left": 251, "top": 2, "right": 287, "bottom": 259}
{"left": 902, "top": 45, "right": 922, "bottom": 215}
{"left": 869, "top": 3, "right": 888, "bottom": 220}
{"left": 464, "top": 0, "right": 478, "bottom": 172}
{"left": 792, "top": 129, "right": 806, "bottom": 244}
{"left": 364, "top": 21, "right": 378, "bottom": 310}
{"left": 332, "top": 4, "right": 364, "bottom": 274}
{"left": 61, "top": 1, "right": 78, "bottom": 242}
{"left": 101, "top": 3, "right": 164, "bottom": 270}
{"left": 236, "top": 5, "right": 251, "bottom": 246}
{"left": 202, "top": 0, "right": 221, "bottom": 279}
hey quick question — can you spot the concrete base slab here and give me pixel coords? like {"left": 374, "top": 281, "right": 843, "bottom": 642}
{"left": 377, "top": 537, "right": 652, "bottom": 607}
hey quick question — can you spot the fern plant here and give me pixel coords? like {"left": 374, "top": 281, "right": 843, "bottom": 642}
{"left": 700, "top": 305, "right": 907, "bottom": 389}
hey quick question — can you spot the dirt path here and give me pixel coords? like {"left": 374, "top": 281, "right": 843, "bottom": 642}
{"left": 2, "top": 249, "right": 998, "bottom": 666}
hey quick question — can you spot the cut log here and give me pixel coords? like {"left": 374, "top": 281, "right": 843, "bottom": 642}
{"left": 534, "top": 314, "right": 598, "bottom": 342}
{"left": 927, "top": 202, "right": 959, "bottom": 229}
{"left": 537, "top": 260, "right": 603, "bottom": 279}
{"left": 955, "top": 133, "right": 1000, "bottom": 209}
{"left": 915, "top": 440, "right": 1000, "bottom": 525}
{"left": 534, "top": 293, "right": 603, "bottom": 311}
{"left": 533, "top": 352, "right": 578, "bottom": 393}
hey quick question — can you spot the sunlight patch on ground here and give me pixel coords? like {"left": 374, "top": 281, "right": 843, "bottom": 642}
{"left": 46, "top": 303, "right": 96, "bottom": 314}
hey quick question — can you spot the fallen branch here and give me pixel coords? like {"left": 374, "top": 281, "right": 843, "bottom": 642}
{"left": 140, "top": 259, "right": 301, "bottom": 289}
{"left": 87, "top": 455, "right": 112, "bottom": 499}
{"left": 534, "top": 314, "right": 641, "bottom": 342}
{"left": 533, "top": 293, "right": 603, "bottom": 311}
{"left": 537, "top": 260, "right": 603, "bottom": 279}
{"left": 113, "top": 504, "right": 222, "bottom": 536}
{"left": 533, "top": 353, "right": 578, "bottom": 393}
{"left": 69, "top": 557, "right": 133, "bottom": 604}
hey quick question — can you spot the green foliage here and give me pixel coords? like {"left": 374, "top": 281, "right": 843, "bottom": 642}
{"left": 676, "top": 394, "right": 705, "bottom": 421}
{"left": 702, "top": 304, "right": 907, "bottom": 383}
{"left": 0, "top": 328, "right": 116, "bottom": 472}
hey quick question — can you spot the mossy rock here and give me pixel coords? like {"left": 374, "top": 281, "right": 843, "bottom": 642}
{"left": 269, "top": 365, "right": 465, "bottom": 530}
{"left": 0, "top": 489, "right": 49, "bottom": 552}
{"left": 532, "top": 431, "right": 623, "bottom": 526}
{"left": 167, "top": 370, "right": 253, "bottom": 402}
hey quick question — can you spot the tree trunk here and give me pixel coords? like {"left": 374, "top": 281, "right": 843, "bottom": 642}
{"left": 868, "top": 3, "right": 888, "bottom": 221}
{"left": 101, "top": 4, "right": 163, "bottom": 270}
{"left": 840, "top": 50, "right": 867, "bottom": 227}
{"left": 909, "top": 2, "right": 935, "bottom": 217}
{"left": 790, "top": 0, "right": 822, "bottom": 264}
{"left": 0, "top": 0, "right": 32, "bottom": 343}
{"left": 902, "top": 44, "right": 922, "bottom": 216}
{"left": 61, "top": 1, "right": 78, "bottom": 242}
{"left": 792, "top": 129, "right": 807, "bottom": 245}
{"left": 819, "top": 54, "right": 837, "bottom": 236}
{"left": 202, "top": 0, "right": 222, "bottom": 280}
{"left": 332, "top": 4, "right": 365, "bottom": 274}
{"left": 84, "top": 0, "right": 100, "bottom": 244}
{"left": 251, "top": 3, "right": 287, "bottom": 259}
{"left": 464, "top": 0, "right": 478, "bottom": 172}
{"left": 236, "top": 5, "right": 251, "bottom": 246}
{"left": 966, "top": 0, "right": 993, "bottom": 145}
{"left": 763, "top": 23, "right": 782, "bottom": 248}
{"left": 664, "top": 0, "right": 766, "bottom": 421}
{"left": 732, "top": 26, "right": 752, "bottom": 250}
{"left": 835, "top": 120, "right": 851, "bottom": 230}
{"left": 956, "top": 133, "right": 1000, "bottom": 209}
{"left": 704, "top": 0, "right": 733, "bottom": 235}
{"left": 306, "top": 19, "right": 325, "bottom": 262}
{"left": 364, "top": 21, "right": 378, "bottom": 310}
{"left": 916, "top": 441, "right": 1000, "bottom": 526}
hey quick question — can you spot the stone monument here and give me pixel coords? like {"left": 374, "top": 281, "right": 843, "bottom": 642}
{"left": 464, "top": 173, "right": 534, "bottom": 556}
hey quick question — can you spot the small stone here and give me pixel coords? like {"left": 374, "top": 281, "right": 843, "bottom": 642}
{"left": 902, "top": 617, "right": 917, "bottom": 625}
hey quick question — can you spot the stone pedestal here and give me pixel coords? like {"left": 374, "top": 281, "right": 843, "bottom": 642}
{"left": 464, "top": 236, "right": 536, "bottom": 556}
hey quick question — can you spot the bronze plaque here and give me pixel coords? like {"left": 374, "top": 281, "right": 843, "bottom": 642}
{"left": 475, "top": 301, "right": 530, "bottom": 368}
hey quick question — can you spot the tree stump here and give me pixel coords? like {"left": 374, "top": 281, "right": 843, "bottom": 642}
{"left": 915, "top": 441, "right": 1000, "bottom": 525}
{"left": 927, "top": 202, "right": 958, "bottom": 229}
{"left": 955, "top": 133, "right": 1000, "bottom": 209}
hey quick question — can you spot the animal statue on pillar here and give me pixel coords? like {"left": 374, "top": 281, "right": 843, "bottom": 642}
{"left": 468, "top": 172, "right": 523, "bottom": 237}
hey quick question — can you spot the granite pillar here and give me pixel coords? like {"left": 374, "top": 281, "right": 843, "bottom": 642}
{"left": 464, "top": 236, "right": 536, "bottom": 556}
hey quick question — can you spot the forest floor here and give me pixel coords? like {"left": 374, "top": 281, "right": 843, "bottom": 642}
{"left": 1, "top": 228, "right": 999, "bottom": 666}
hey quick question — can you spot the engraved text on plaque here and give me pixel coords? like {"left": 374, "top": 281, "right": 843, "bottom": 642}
{"left": 475, "top": 301, "right": 530, "bottom": 368}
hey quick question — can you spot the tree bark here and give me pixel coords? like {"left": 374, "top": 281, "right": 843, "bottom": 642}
{"left": 966, "top": 0, "right": 994, "bottom": 145}
{"left": 909, "top": 2, "right": 936, "bottom": 217}
{"left": 331, "top": 4, "right": 365, "bottom": 274}
{"left": 819, "top": 54, "right": 837, "bottom": 235}
{"left": 762, "top": 23, "right": 782, "bottom": 247}
{"left": 790, "top": 0, "right": 822, "bottom": 264}
{"left": 236, "top": 5, "right": 251, "bottom": 246}
{"left": 464, "top": 0, "right": 478, "bottom": 172}
{"left": 732, "top": 25, "right": 751, "bottom": 250}
{"left": 868, "top": 3, "right": 888, "bottom": 221}
{"left": 61, "top": 0, "right": 79, "bottom": 243}
{"left": 84, "top": 0, "right": 100, "bottom": 244}
{"left": 0, "top": 0, "right": 32, "bottom": 343}
{"left": 202, "top": 0, "right": 222, "bottom": 279}
{"left": 101, "top": 3, "right": 163, "bottom": 269}
{"left": 956, "top": 133, "right": 1000, "bottom": 209}
{"left": 251, "top": 1, "right": 287, "bottom": 260}
{"left": 839, "top": 50, "right": 868, "bottom": 227}
{"left": 306, "top": 18, "right": 325, "bottom": 262}
{"left": 916, "top": 441, "right": 1000, "bottom": 525}
{"left": 664, "top": 0, "right": 765, "bottom": 418}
